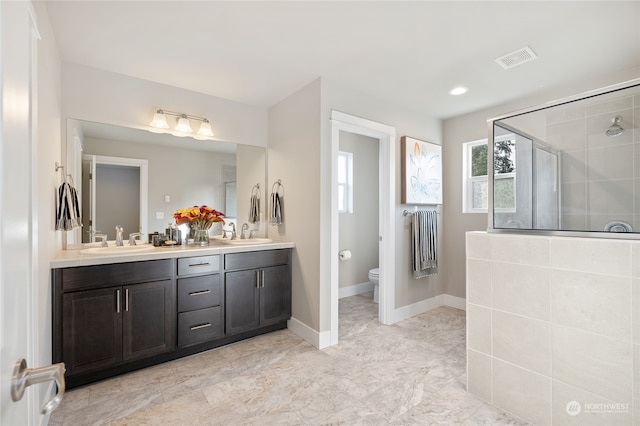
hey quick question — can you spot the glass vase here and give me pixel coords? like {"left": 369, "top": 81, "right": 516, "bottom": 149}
{"left": 193, "top": 227, "right": 210, "bottom": 246}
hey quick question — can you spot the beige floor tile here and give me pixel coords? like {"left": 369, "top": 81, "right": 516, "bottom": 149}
{"left": 51, "top": 292, "right": 523, "bottom": 425}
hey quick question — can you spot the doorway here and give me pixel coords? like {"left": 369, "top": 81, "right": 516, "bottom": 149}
{"left": 81, "top": 155, "right": 148, "bottom": 242}
{"left": 330, "top": 111, "right": 396, "bottom": 346}
{"left": 337, "top": 132, "right": 380, "bottom": 329}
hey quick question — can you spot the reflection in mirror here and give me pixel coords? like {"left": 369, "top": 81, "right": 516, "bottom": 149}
{"left": 66, "top": 119, "right": 266, "bottom": 246}
{"left": 490, "top": 80, "right": 640, "bottom": 235}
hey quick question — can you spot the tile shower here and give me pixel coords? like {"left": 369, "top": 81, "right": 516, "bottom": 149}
{"left": 466, "top": 231, "right": 640, "bottom": 425}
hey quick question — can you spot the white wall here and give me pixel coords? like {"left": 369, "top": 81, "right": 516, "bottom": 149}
{"left": 33, "top": 0, "right": 62, "bottom": 419}
{"left": 338, "top": 132, "right": 379, "bottom": 290}
{"left": 61, "top": 62, "right": 269, "bottom": 160}
{"left": 268, "top": 78, "right": 322, "bottom": 330}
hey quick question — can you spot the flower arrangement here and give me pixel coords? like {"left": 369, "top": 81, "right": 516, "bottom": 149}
{"left": 173, "top": 205, "right": 225, "bottom": 230}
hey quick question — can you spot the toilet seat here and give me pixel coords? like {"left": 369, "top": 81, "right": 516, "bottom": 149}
{"left": 368, "top": 268, "right": 380, "bottom": 279}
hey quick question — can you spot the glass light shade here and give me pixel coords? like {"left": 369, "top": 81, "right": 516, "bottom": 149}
{"left": 175, "top": 116, "right": 193, "bottom": 133}
{"left": 197, "top": 121, "right": 214, "bottom": 137}
{"left": 149, "top": 111, "right": 169, "bottom": 128}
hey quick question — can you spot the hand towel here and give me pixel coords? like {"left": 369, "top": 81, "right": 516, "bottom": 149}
{"left": 411, "top": 210, "right": 437, "bottom": 278}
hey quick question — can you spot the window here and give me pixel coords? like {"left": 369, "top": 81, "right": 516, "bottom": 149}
{"left": 462, "top": 137, "right": 516, "bottom": 213}
{"left": 337, "top": 151, "right": 353, "bottom": 213}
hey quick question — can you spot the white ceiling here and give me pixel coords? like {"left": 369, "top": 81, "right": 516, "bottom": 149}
{"left": 44, "top": 1, "right": 640, "bottom": 120}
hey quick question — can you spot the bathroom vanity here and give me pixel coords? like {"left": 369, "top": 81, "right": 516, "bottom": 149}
{"left": 51, "top": 242, "right": 293, "bottom": 388}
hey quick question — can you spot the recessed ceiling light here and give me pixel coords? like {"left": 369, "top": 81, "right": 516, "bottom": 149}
{"left": 449, "top": 87, "right": 468, "bottom": 96}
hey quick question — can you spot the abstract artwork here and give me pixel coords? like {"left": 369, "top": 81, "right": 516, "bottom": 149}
{"left": 401, "top": 136, "right": 442, "bottom": 205}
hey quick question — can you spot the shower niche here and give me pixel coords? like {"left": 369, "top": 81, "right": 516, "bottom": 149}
{"left": 488, "top": 79, "right": 640, "bottom": 235}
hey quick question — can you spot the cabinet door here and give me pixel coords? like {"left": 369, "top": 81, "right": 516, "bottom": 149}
{"left": 62, "top": 288, "right": 122, "bottom": 375}
{"left": 260, "top": 265, "right": 291, "bottom": 326}
{"left": 225, "top": 269, "right": 259, "bottom": 334}
{"left": 122, "top": 280, "right": 173, "bottom": 361}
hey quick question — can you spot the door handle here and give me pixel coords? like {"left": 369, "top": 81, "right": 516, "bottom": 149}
{"left": 11, "top": 358, "right": 66, "bottom": 415}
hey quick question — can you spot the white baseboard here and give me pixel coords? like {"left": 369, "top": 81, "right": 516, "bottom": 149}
{"left": 338, "top": 281, "right": 374, "bottom": 299}
{"left": 287, "top": 316, "right": 330, "bottom": 349}
{"left": 288, "top": 294, "right": 466, "bottom": 349}
{"left": 442, "top": 294, "right": 466, "bottom": 311}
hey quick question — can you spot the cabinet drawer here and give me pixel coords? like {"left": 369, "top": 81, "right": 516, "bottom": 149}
{"left": 224, "top": 249, "right": 289, "bottom": 271}
{"left": 177, "top": 307, "right": 222, "bottom": 347}
{"left": 58, "top": 260, "right": 173, "bottom": 291}
{"left": 177, "top": 255, "right": 220, "bottom": 276}
{"left": 177, "top": 275, "right": 220, "bottom": 312}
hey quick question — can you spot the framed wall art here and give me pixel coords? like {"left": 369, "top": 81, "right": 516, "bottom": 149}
{"left": 401, "top": 136, "right": 442, "bottom": 205}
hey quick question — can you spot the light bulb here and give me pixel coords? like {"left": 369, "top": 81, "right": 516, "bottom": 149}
{"left": 175, "top": 115, "right": 193, "bottom": 133}
{"left": 149, "top": 110, "right": 169, "bottom": 128}
{"left": 197, "top": 120, "right": 214, "bottom": 137}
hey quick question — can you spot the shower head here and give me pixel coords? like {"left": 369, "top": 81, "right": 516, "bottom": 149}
{"left": 605, "top": 116, "right": 624, "bottom": 137}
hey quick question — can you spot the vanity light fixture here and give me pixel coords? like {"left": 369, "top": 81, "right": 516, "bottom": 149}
{"left": 149, "top": 109, "right": 214, "bottom": 137}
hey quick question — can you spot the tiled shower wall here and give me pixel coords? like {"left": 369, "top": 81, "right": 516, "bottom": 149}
{"left": 466, "top": 231, "right": 639, "bottom": 425}
{"left": 547, "top": 94, "right": 640, "bottom": 232}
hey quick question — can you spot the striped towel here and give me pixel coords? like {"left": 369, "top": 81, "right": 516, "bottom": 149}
{"left": 269, "top": 192, "right": 282, "bottom": 226}
{"left": 55, "top": 181, "right": 82, "bottom": 231}
{"left": 411, "top": 210, "right": 437, "bottom": 278}
{"left": 248, "top": 193, "right": 260, "bottom": 223}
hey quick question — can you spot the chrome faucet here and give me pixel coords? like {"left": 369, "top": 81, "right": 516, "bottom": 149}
{"left": 229, "top": 223, "right": 236, "bottom": 240}
{"left": 94, "top": 232, "right": 108, "bottom": 247}
{"left": 129, "top": 233, "right": 141, "bottom": 246}
{"left": 115, "top": 226, "right": 124, "bottom": 246}
{"left": 240, "top": 223, "right": 249, "bottom": 239}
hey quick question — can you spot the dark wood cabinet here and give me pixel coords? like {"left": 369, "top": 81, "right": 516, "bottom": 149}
{"left": 224, "top": 250, "right": 291, "bottom": 335}
{"left": 176, "top": 255, "right": 223, "bottom": 348}
{"left": 53, "top": 248, "right": 291, "bottom": 388}
{"left": 60, "top": 279, "right": 173, "bottom": 376}
{"left": 54, "top": 260, "right": 175, "bottom": 378}
{"left": 62, "top": 287, "right": 122, "bottom": 375}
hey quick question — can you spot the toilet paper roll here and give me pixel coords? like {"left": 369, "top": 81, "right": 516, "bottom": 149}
{"left": 338, "top": 250, "right": 352, "bottom": 261}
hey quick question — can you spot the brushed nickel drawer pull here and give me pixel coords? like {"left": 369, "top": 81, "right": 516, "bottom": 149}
{"left": 256, "top": 270, "right": 260, "bottom": 288}
{"left": 116, "top": 289, "right": 121, "bottom": 313}
{"left": 189, "top": 290, "right": 211, "bottom": 296}
{"left": 190, "top": 323, "right": 211, "bottom": 330}
{"left": 125, "top": 288, "right": 129, "bottom": 312}
{"left": 188, "top": 262, "right": 211, "bottom": 267}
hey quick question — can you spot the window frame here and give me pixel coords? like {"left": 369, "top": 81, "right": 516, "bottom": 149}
{"left": 462, "top": 139, "right": 489, "bottom": 213}
{"left": 337, "top": 151, "right": 353, "bottom": 214}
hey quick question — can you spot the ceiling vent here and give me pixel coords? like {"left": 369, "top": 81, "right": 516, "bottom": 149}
{"left": 495, "top": 46, "right": 538, "bottom": 69}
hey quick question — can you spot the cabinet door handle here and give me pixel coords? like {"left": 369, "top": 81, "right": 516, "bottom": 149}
{"left": 190, "top": 323, "right": 211, "bottom": 330}
{"left": 116, "top": 289, "right": 121, "bottom": 313}
{"left": 256, "top": 270, "right": 260, "bottom": 288}
{"left": 125, "top": 288, "right": 129, "bottom": 312}
{"left": 261, "top": 270, "right": 265, "bottom": 288}
{"left": 188, "top": 262, "right": 211, "bottom": 268}
{"left": 189, "top": 290, "right": 211, "bottom": 296}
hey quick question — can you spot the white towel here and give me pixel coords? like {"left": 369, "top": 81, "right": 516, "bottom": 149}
{"left": 411, "top": 210, "right": 437, "bottom": 278}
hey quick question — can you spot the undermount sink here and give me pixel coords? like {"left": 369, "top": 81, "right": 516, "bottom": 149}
{"left": 211, "top": 236, "right": 272, "bottom": 245}
{"left": 80, "top": 244, "right": 155, "bottom": 255}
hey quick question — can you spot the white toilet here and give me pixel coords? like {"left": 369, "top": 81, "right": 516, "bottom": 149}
{"left": 368, "top": 268, "right": 380, "bottom": 303}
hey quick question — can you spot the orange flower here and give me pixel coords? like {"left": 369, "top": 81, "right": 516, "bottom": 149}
{"left": 173, "top": 205, "right": 225, "bottom": 228}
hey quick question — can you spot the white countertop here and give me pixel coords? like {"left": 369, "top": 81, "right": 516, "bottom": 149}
{"left": 51, "top": 241, "right": 296, "bottom": 268}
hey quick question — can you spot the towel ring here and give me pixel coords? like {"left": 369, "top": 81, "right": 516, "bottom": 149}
{"left": 271, "top": 179, "right": 284, "bottom": 197}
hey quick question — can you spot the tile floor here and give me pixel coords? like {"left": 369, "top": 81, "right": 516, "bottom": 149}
{"left": 49, "top": 293, "right": 527, "bottom": 425}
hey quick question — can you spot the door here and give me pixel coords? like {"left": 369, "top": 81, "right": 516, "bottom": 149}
{"left": 1, "top": 1, "right": 38, "bottom": 423}
{"left": 260, "top": 265, "right": 291, "bottom": 325}
{"left": 62, "top": 288, "right": 123, "bottom": 375}
{"left": 225, "top": 269, "right": 259, "bottom": 334}
{"left": 122, "top": 280, "right": 173, "bottom": 361}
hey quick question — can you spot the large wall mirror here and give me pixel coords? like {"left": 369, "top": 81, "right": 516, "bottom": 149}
{"left": 489, "top": 79, "right": 640, "bottom": 236}
{"left": 66, "top": 119, "right": 266, "bottom": 245}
